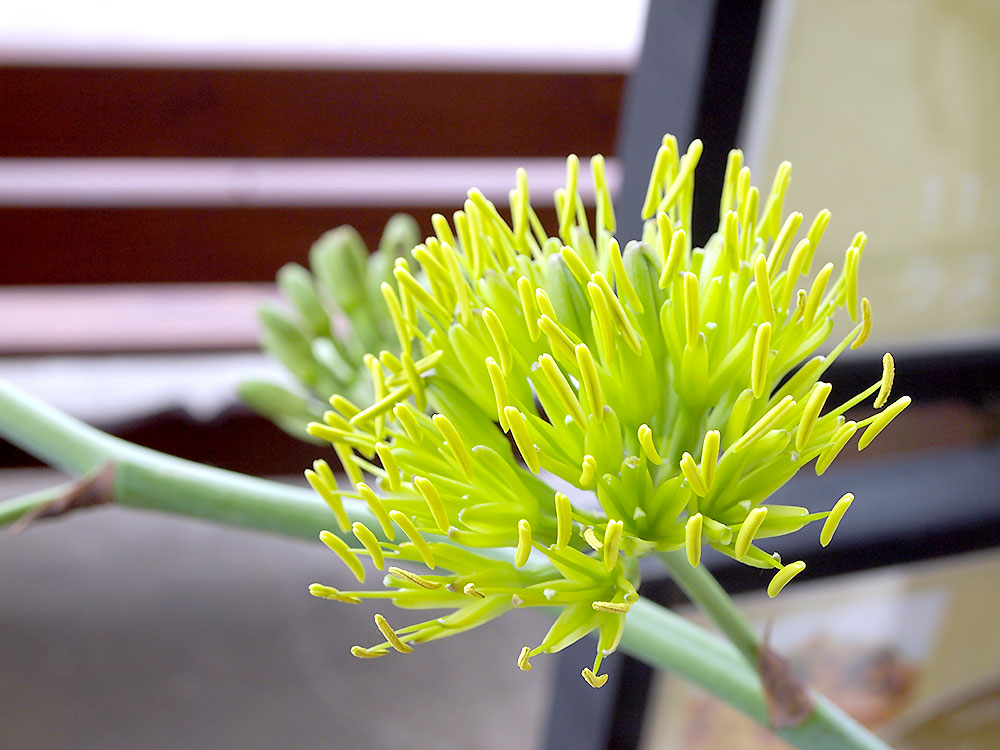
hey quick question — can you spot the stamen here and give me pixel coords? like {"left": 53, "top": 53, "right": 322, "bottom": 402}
{"left": 858, "top": 396, "right": 911, "bottom": 450}
{"left": 592, "top": 601, "right": 630, "bottom": 614}
{"left": 659, "top": 227, "right": 687, "bottom": 287}
{"left": 579, "top": 455, "right": 597, "bottom": 487}
{"left": 389, "top": 510, "right": 436, "bottom": 568}
{"left": 559, "top": 154, "right": 580, "bottom": 238}
{"left": 433, "top": 414, "right": 474, "bottom": 479}
{"left": 374, "top": 613, "right": 414, "bottom": 653}
{"left": 560, "top": 246, "right": 591, "bottom": 285}
{"left": 588, "top": 280, "right": 618, "bottom": 359}
{"left": 582, "top": 668, "right": 609, "bottom": 688}
{"left": 351, "top": 645, "right": 389, "bottom": 659}
{"left": 844, "top": 246, "right": 860, "bottom": 321}
{"left": 357, "top": 482, "right": 396, "bottom": 541}
{"left": 374, "top": 443, "right": 400, "bottom": 492}
{"left": 583, "top": 527, "right": 604, "bottom": 551}
{"left": 387, "top": 566, "right": 442, "bottom": 590}
{"left": 485, "top": 357, "right": 511, "bottom": 431}
{"left": 319, "top": 530, "right": 366, "bottom": 582}
{"left": 576, "top": 344, "right": 605, "bottom": 419}
{"left": 658, "top": 139, "right": 703, "bottom": 215}
{"left": 380, "top": 281, "right": 412, "bottom": 356}
{"left": 463, "top": 582, "right": 486, "bottom": 599}
{"left": 730, "top": 395, "right": 796, "bottom": 453}
{"left": 592, "top": 272, "right": 642, "bottom": 354}
{"left": 482, "top": 307, "right": 512, "bottom": 374}
{"left": 603, "top": 520, "right": 624, "bottom": 570}
{"left": 851, "top": 297, "right": 873, "bottom": 349}
{"left": 638, "top": 424, "right": 663, "bottom": 465}
{"left": 411, "top": 476, "right": 448, "bottom": 532}
{"left": 539, "top": 354, "right": 586, "bottom": 428}
{"left": 329, "top": 394, "right": 361, "bottom": 419}
{"left": 609, "top": 238, "right": 642, "bottom": 312}
{"left": 796, "top": 382, "right": 833, "bottom": 451}
{"left": 517, "top": 276, "right": 541, "bottom": 341}
{"left": 304, "top": 462, "right": 349, "bottom": 531}
{"left": 821, "top": 493, "right": 854, "bottom": 547}
{"left": 431, "top": 212, "right": 456, "bottom": 247}
{"left": 592, "top": 155, "right": 616, "bottom": 232}
{"left": 768, "top": 561, "right": 806, "bottom": 597}
{"left": 735, "top": 507, "right": 768, "bottom": 559}
{"left": 309, "top": 583, "right": 361, "bottom": 604}
{"left": 724, "top": 211, "right": 740, "bottom": 272}
{"left": 402, "top": 350, "right": 428, "bottom": 412}
{"left": 816, "top": 421, "right": 858, "bottom": 475}
{"left": 751, "top": 322, "right": 772, "bottom": 398}
{"left": 555, "top": 492, "right": 573, "bottom": 548}
{"left": 680, "top": 453, "right": 709, "bottom": 496}
{"left": 685, "top": 513, "right": 704, "bottom": 566}
{"left": 394, "top": 265, "right": 450, "bottom": 323}
{"left": 719, "top": 148, "right": 743, "bottom": 218}
{"left": 504, "top": 407, "right": 541, "bottom": 474}
{"left": 393, "top": 402, "right": 423, "bottom": 443}
{"left": 873, "top": 353, "right": 894, "bottom": 409}
{"left": 802, "top": 262, "right": 834, "bottom": 328}
{"left": 518, "top": 646, "right": 533, "bottom": 671}
{"left": 515, "top": 519, "right": 532, "bottom": 568}
{"left": 754, "top": 254, "right": 776, "bottom": 325}
{"left": 805, "top": 210, "right": 832, "bottom": 273}
{"left": 352, "top": 523, "right": 385, "bottom": 569}
{"left": 539, "top": 315, "right": 578, "bottom": 364}
{"left": 700, "top": 430, "right": 721, "bottom": 491}
{"left": 642, "top": 144, "right": 674, "bottom": 219}
{"left": 766, "top": 211, "right": 803, "bottom": 277}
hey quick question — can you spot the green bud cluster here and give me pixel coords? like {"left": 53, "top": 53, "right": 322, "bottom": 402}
{"left": 307, "top": 137, "right": 909, "bottom": 687}
{"left": 240, "top": 215, "right": 420, "bottom": 439}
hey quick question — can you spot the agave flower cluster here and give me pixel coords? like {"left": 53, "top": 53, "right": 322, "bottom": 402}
{"left": 305, "top": 136, "right": 909, "bottom": 687}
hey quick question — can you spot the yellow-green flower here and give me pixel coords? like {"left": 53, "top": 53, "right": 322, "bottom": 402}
{"left": 307, "top": 136, "right": 909, "bottom": 687}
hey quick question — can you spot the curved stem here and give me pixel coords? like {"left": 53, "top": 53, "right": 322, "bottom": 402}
{"left": 0, "top": 379, "right": 888, "bottom": 749}
{"left": 658, "top": 548, "right": 761, "bottom": 663}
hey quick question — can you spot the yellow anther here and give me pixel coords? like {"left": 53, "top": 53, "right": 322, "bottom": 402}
{"left": 682, "top": 272, "right": 699, "bottom": 347}
{"left": 560, "top": 246, "right": 591, "bottom": 284}
{"left": 609, "top": 238, "right": 642, "bottom": 312}
{"left": 723, "top": 211, "right": 740, "bottom": 271}
{"left": 517, "top": 276, "right": 540, "bottom": 341}
{"left": 579, "top": 455, "right": 597, "bottom": 487}
{"left": 322, "top": 409, "right": 353, "bottom": 431}
{"left": 761, "top": 161, "right": 792, "bottom": 237}
{"left": 393, "top": 402, "right": 423, "bottom": 443}
{"left": 638, "top": 424, "right": 663, "bottom": 465}
{"left": 603, "top": 520, "right": 624, "bottom": 570}
{"left": 591, "top": 600, "right": 631, "bottom": 614}
{"left": 517, "top": 646, "right": 533, "bottom": 671}
{"left": 375, "top": 442, "right": 401, "bottom": 492}
{"left": 329, "top": 394, "right": 361, "bottom": 419}
{"left": 700, "top": 430, "right": 721, "bottom": 491}
{"left": 388, "top": 510, "right": 436, "bottom": 568}
{"left": 658, "top": 138, "right": 703, "bottom": 214}
{"left": 554, "top": 492, "right": 573, "bottom": 548}
{"left": 796, "top": 382, "right": 833, "bottom": 451}
{"left": 412, "top": 475, "right": 449, "bottom": 532}
{"left": 735, "top": 507, "right": 768, "bottom": 559}
{"left": 401, "top": 351, "right": 427, "bottom": 412}
{"left": 374, "top": 613, "right": 414, "bottom": 653}
{"left": 730, "top": 395, "right": 796, "bottom": 453}
{"left": 874, "top": 353, "right": 894, "bottom": 409}
{"left": 720, "top": 148, "right": 743, "bottom": 218}
{"left": 802, "top": 262, "right": 834, "bottom": 328}
{"left": 821, "top": 493, "right": 854, "bottom": 547}
{"left": 304, "top": 463, "right": 349, "bottom": 532}
{"left": 641, "top": 143, "right": 674, "bottom": 219}
{"left": 357, "top": 482, "right": 396, "bottom": 541}
{"left": 659, "top": 227, "right": 686, "bottom": 287}
{"left": 816, "top": 420, "right": 858, "bottom": 475}
{"left": 740, "top": 186, "right": 760, "bottom": 244}
{"left": 309, "top": 584, "right": 361, "bottom": 604}
{"left": 559, "top": 154, "right": 580, "bottom": 238}
{"left": 754, "top": 253, "right": 776, "bottom": 324}
{"left": 592, "top": 271, "right": 642, "bottom": 354}
{"left": 592, "top": 154, "right": 616, "bottom": 232}
{"left": 654, "top": 211, "right": 674, "bottom": 263}
{"left": 768, "top": 561, "right": 806, "bottom": 597}
{"left": 482, "top": 307, "right": 512, "bottom": 374}
{"left": 539, "top": 354, "right": 587, "bottom": 427}
{"left": 858, "top": 396, "right": 911, "bottom": 450}
{"left": 766, "top": 211, "right": 803, "bottom": 277}
{"left": 433, "top": 413, "right": 473, "bottom": 479}
{"left": 485, "top": 356, "right": 511, "bottom": 431}
{"left": 582, "top": 668, "right": 609, "bottom": 688}
{"left": 538, "top": 314, "right": 578, "bottom": 363}
{"left": 805, "top": 210, "right": 832, "bottom": 271}
{"left": 462, "top": 582, "right": 486, "bottom": 599}
{"left": 350, "top": 385, "right": 412, "bottom": 428}
{"left": 515, "top": 519, "right": 533, "bottom": 568}
{"left": 575, "top": 344, "right": 605, "bottom": 419}
{"left": 535, "top": 287, "right": 558, "bottom": 321}
{"left": 504, "top": 407, "right": 541, "bottom": 474}
{"left": 588, "top": 280, "right": 617, "bottom": 359}
{"left": 431, "top": 212, "right": 456, "bottom": 247}
{"left": 685, "top": 513, "right": 704, "bottom": 566}
{"left": 351, "top": 645, "right": 388, "bottom": 659}
{"left": 319, "top": 530, "right": 366, "bottom": 583}
{"left": 583, "top": 527, "right": 604, "bottom": 551}
{"left": 751, "top": 322, "right": 772, "bottom": 398}
{"left": 852, "top": 297, "right": 873, "bottom": 350}
{"left": 845, "top": 246, "right": 860, "bottom": 321}
{"left": 393, "top": 265, "right": 450, "bottom": 323}
{"left": 679, "top": 453, "right": 709, "bottom": 496}
{"left": 352, "top": 523, "right": 385, "bottom": 569}
{"left": 387, "top": 566, "right": 441, "bottom": 590}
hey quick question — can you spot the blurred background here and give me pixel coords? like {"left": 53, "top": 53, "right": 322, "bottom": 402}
{"left": 1, "top": 1, "right": 998, "bottom": 748}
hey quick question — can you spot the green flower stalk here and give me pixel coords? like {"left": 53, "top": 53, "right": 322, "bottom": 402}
{"left": 305, "top": 136, "right": 910, "bottom": 687}
{"left": 239, "top": 215, "right": 419, "bottom": 439}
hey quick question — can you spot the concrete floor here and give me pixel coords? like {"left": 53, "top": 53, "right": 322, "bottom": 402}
{"left": 0, "top": 470, "right": 557, "bottom": 750}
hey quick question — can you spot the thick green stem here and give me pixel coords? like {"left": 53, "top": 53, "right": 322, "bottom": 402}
{"left": 658, "top": 548, "right": 761, "bottom": 663}
{"left": 0, "top": 379, "right": 888, "bottom": 749}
